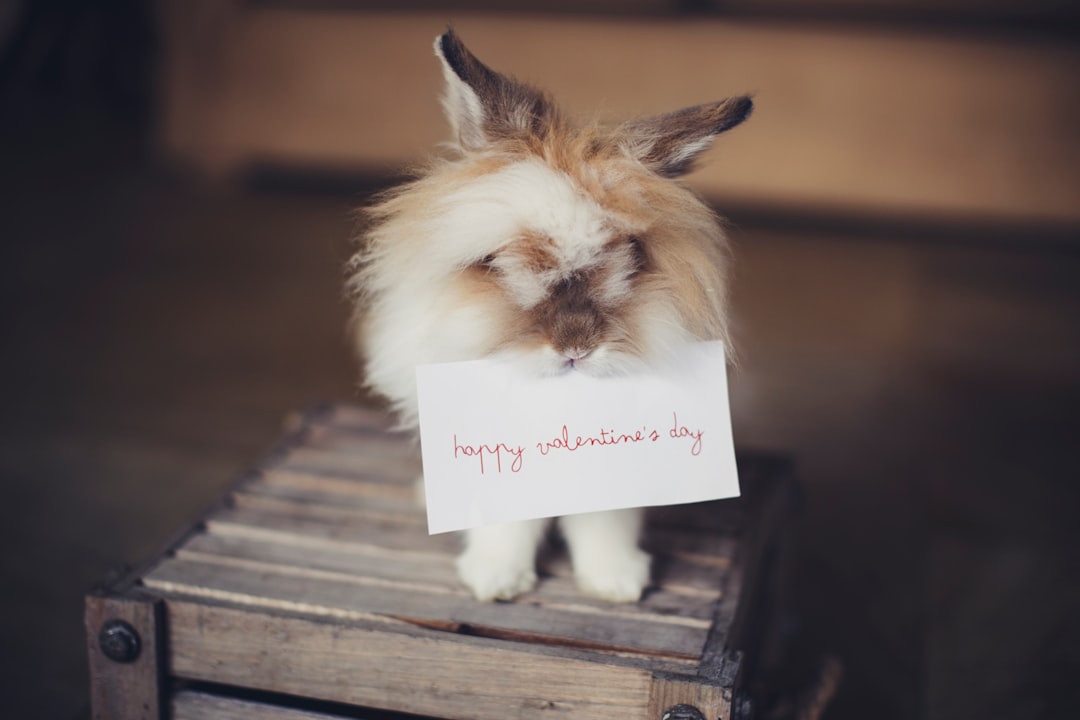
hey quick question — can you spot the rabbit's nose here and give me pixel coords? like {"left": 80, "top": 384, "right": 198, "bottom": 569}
{"left": 564, "top": 347, "right": 593, "bottom": 366}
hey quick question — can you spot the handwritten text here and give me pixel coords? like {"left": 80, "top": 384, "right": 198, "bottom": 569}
{"left": 451, "top": 412, "right": 704, "bottom": 475}
{"left": 453, "top": 435, "right": 525, "bottom": 475}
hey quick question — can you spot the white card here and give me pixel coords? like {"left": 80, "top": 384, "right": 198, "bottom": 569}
{"left": 416, "top": 341, "right": 740, "bottom": 534}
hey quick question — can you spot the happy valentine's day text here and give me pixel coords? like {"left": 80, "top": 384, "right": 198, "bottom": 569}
{"left": 451, "top": 412, "right": 704, "bottom": 475}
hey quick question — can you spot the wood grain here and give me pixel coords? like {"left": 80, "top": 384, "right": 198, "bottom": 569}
{"left": 647, "top": 673, "right": 729, "bottom": 720}
{"left": 172, "top": 690, "right": 351, "bottom": 720}
{"left": 85, "top": 593, "right": 165, "bottom": 720}
{"left": 144, "top": 555, "right": 712, "bottom": 659}
{"left": 166, "top": 600, "right": 659, "bottom": 720}
{"left": 129, "top": 404, "right": 756, "bottom": 717}
{"left": 158, "top": 6, "right": 1080, "bottom": 224}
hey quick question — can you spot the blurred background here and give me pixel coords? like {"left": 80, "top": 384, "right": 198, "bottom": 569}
{"left": 1, "top": 1, "right": 1078, "bottom": 718}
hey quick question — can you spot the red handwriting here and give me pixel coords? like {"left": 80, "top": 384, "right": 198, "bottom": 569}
{"left": 452, "top": 414, "right": 704, "bottom": 472}
{"left": 669, "top": 412, "right": 704, "bottom": 456}
{"left": 536, "top": 425, "right": 660, "bottom": 456}
{"left": 453, "top": 435, "right": 525, "bottom": 475}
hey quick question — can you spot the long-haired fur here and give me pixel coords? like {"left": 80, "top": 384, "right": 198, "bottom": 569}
{"left": 347, "top": 29, "right": 751, "bottom": 602}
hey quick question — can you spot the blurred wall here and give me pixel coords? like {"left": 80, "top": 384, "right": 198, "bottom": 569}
{"left": 157, "top": 2, "right": 1080, "bottom": 228}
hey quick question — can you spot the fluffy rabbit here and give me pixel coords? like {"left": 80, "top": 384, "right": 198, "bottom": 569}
{"left": 348, "top": 29, "right": 751, "bottom": 603}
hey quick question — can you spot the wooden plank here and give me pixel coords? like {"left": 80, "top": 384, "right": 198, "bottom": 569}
{"left": 175, "top": 532, "right": 722, "bottom": 619}
{"left": 159, "top": 8, "right": 1080, "bottom": 224}
{"left": 205, "top": 505, "right": 461, "bottom": 554}
{"left": 165, "top": 600, "right": 658, "bottom": 720}
{"left": 201, "top": 513, "right": 734, "bottom": 601}
{"left": 144, "top": 555, "right": 712, "bottom": 659}
{"left": 257, "top": 468, "right": 417, "bottom": 503}
{"left": 231, "top": 490, "right": 426, "bottom": 527}
{"left": 294, "top": 437, "right": 414, "bottom": 463}
{"left": 260, "top": 463, "right": 415, "bottom": 493}
{"left": 234, "top": 479, "right": 421, "bottom": 514}
{"left": 285, "top": 432, "right": 417, "bottom": 460}
{"left": 211, "top": 496, "right": 739, "bottom": 563}
{"left": 180, "top": 530, "right": 459, "bottom": 586}
{"left": 300, "top": 422, "right": 417, "bottom": 455}
{"left": 85, "top": 592, "right": 165, "bottom": 720}
{"left": 647, "top": 673, "right": 729, "bottom": 720}
{"left": 235, "top": 481, "right": 740, "bottom": 575}
{"left": 172, "top": 690, "right": 353, "bottom": 720}
{"left": 268, "top": 447, "right": 421, "bottom": 485}
{"left": 241, "top": 475, "right": 744, "bottom": 569}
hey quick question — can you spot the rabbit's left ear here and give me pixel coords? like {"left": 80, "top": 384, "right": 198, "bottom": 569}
{"left": 434, "top": 29, "right": 558, "bottom": 151}
{"left": 622, "top": 96, "right": 753, "bottom": 178}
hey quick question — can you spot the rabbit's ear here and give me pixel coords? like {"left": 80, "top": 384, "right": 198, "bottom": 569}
{"left": 434, "top": 29, "right": 558, "bottom": 150}
{"left": 622, "top": 96, "right": 753, "bottom": 178}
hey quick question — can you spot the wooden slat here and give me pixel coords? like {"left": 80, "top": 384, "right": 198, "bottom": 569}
{"left": 286, "top": 430, "right": 416, "bottom": 457}
{"left": 129, "top": 404, "right": 763, "bottom": 717}
{"left": 234, "top": 480, "right": 420, "bottom": 513}
{"left": 160, "top": 8, "right": 1080, "bottom": 225}
{"left": 144, "top": 554, "right": 712, "bottom": 659}
{"left": 231, "top": 491, "right": 426, "bottom": 527}
{"left": 257, "top": 468, "right": 417, "bottom": 503}
{"left": 205, "top": 501, "right": 736, "bottom": 597}
{"left": 172, "top": 690, "right": 353, "bottom": 720}
{"left": 240, "top": 474, "right": 421, "bottom": 512}
{"left": 166, "top": 600, "right": 660, "bottom": 720}
{"left": 222, "top": 486, "right": 739, "bottom": 558}
{"left": 301, "top": 422, "right": 417, "bottom": 454}
{"left": 174, "top": 532, "right": 722, "bottom": 619}
{"left": 180, "top": 531, "right": 459, "bottom": 586}
{"left": 205, "top": 506, "right": 461, "bottom": 553}
{"left": 239, "top": 479, "right": 741, "bottom": 579}
{"left": 267, "top": 447, "right": 420, "bottom": 485}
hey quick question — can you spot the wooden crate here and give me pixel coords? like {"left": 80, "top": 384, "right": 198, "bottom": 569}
{"left": 86, "top": 405, "right": 794, "bottom": 720}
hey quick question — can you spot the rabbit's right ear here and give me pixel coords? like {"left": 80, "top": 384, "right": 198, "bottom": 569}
{"left": 434, "top": 29, "right": 558, "bottom": 151}
{"left": 622, "top": 96, "right": 753, "bottom": 178}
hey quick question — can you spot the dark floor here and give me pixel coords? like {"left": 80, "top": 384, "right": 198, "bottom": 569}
{"left": 1, "top": 109, "right": 1078, "bottom": 719}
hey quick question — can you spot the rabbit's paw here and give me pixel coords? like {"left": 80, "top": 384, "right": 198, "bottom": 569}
{"left": 456, "top": 546, "right": 537, "bottom": 602}
{"left": 574, "top": 547, "right": 651, "bottom": 603}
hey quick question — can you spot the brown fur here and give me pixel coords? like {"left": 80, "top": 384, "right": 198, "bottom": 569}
{"left": 350, "top": 29, "right": 750, "bottom": 416}
{"left": 349, "top": 30, "right": 752, "bottom": 602}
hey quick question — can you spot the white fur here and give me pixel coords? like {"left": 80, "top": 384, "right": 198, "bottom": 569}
{"left": 665, "top": 135, "right": 715, "bottom": 170}
{"left": 354, "top": 32, "right": 741, "bottom": 603}
{"left": 457, "top": 518, "right": 550, "bottom": 601}
{"left": 434, "top": 36, "right": 488, "bottom": 150}
{"left": 362, "top": 158, "right": 643, "bottom": 426}
{"left": 559, "top": 508, "right": 650, "bottom": 602}
{"left": 358, "top": 160, "right": 713, "bottom": 602}
{"left": 359, "top": 161, "right": 665, "bottom": 602}
{"left": 438, "top": 159, "right": 624, "bottom": 289}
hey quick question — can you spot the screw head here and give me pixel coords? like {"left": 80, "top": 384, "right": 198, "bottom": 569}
{"left": 662, "top": 705, "right": 706, "bottom": 720}
{"left": 98, "top": 619, "right": 141, "bottom": 663}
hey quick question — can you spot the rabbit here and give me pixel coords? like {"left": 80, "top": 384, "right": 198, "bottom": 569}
{"left": 347, "top": 29, "right": 751, "bottom": 603}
